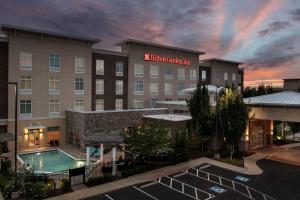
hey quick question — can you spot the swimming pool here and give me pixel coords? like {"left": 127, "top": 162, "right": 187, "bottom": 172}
{"left": 18, "top": 149, "right": 85, "bottom": 173}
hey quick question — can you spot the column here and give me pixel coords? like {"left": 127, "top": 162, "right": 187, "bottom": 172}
{"left": 86, "top": 146, "right": 90, "bottom": 166}
{"left": 100, "top": 143, "right": 104, "bottom": 162}
{"left": 121, "top": 144, "right": 125, "bottom": 160}
{"left": 112, "top": 146, "right": 117, "bottom": 176}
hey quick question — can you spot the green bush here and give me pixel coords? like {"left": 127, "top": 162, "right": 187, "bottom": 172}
{"left": 0, "top": 175, "right": 7, "bottom": 191}
{"left": 87, "top": 176, "right": 104, "bottom": 187}
{"left": 204, "top": 149, "right": 215, "bottom": 158}
{"left": 3, "top": 179, "right": 20, "bottom": 200}
{"left": 60, "top": 179, "right": 71, "bottom": 192}
{"left": 0, "top": 159, "right": 12, "bottom": 176}
{"left": 24, "top": 181, "right": 49, "bottom": 199}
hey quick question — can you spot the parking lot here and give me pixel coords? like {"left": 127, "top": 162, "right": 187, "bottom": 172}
{"left": 83, "top": 161, "right": 290, "bottom": 200}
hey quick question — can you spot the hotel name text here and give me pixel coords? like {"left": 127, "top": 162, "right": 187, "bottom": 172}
{"left": 144, "top": 53, "right": 191, "bottom": 65}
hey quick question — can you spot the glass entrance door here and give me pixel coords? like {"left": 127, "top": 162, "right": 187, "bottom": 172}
{"left": 28, "top": 129, "right": 40, "bottom": 147}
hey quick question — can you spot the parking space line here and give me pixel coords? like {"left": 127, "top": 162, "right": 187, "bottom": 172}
{"left": 199, "top": 165, "right": 211, "bottom": 169}
{"left": 132, "top": 186, "right": 160, "bottom": 200}
{"left": 105, "top": 194, "right": 114, "bottom": 200}
{"left": 140, "top": 181, "right": 158, "bottom": 188}
{"left": 173, "top": 172, "right": 187, "bottom": 178}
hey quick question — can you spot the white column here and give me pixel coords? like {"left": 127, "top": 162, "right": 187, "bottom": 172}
{"left": 86, "top": 146, "right": 90, "bottom": 166}
{"left": 100, "top": 143, "right": 104, "bottom": 162}
{"left": 112, "top": 146, "right": 117, "bottom": 176}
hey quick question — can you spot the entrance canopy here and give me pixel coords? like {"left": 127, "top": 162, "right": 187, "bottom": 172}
{"left": 24, "top": 122, "right": 46, "bottom": 132}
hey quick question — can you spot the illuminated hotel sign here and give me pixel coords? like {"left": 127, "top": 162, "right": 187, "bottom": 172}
{"left": 144, "top": 53, "right": 191, "bottom": 65}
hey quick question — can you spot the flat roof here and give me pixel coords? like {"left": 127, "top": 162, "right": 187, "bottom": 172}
{"left": 92, "top": 48, "right": 128, "bottom": 57}
{"left": 1, "top": 24, "right": 100, "bottom": 44}
{"left": 143, "top": 114, "right": 192, "bottom": 122}
{"left": 284, "top": 78, "right": 300, "bottom": 81}
{"left": 115, "top": 38, "right": 205, "bottom": 55}
{"left": 156, "top": 101, "right": 187, "bottom": 106}
{"left": 200, "top": 58, "right": 243, "bottom": 65}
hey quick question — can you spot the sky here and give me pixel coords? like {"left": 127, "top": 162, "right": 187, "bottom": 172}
{"left": 0, "top": 0, "right": 299, "bottom": 81}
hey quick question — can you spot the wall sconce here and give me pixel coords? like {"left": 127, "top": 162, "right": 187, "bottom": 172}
{"left": 24, "top": 128, "right": 28, "bottom": 134}
{"left": 39, "top": 128, "right": 44, "bottom": 133}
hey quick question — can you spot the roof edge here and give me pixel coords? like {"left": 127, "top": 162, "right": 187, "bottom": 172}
{"left": 200, "top": 58, "right": 243, "bottom": 65}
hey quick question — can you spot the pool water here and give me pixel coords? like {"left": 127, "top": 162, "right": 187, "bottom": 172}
{"left": 19, "top": 150, "right": 85, "bottom": 173}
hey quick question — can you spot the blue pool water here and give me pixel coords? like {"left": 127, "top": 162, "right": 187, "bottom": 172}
{"left": 18, "top": 150, "right": 85, "bottom": 173}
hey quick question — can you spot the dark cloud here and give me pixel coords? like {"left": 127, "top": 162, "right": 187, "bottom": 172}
{"left": 258, "top": 21, "right": 291, "bottom": 37}
{"left": 289, "top": 8, "right": 300, "bottom": 21}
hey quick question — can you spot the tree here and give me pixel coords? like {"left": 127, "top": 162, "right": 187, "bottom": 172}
{"left": 288, "top": 122, "right": 300, "bottom": 140}
{"left": 186, "top": 82, "right": 214, "bottom": 151}
{"left": 217, "top": 88, "right": 249, "bottom": 160}
{"left": 171, "top": 129, "right": 189, "bottom": 163}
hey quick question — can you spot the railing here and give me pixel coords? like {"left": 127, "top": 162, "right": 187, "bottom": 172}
{"left": 187, "top": 168, "right": 276, "bottom": 200}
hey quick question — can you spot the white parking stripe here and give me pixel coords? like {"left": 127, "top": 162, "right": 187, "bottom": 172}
{"left": 140, "top": 181, "right": 158, "bottom": 188}
{"left": 105, "top": 194, "right": 114, "bottom": 200}
{"left": 199, "top": 165, "right": 211, "bottom": 169}
{"left": 132, "top": 186, "right": 160, "bottom": 200}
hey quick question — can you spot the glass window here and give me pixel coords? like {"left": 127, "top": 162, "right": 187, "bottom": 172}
{"left": 49, "top": 77, "right": 60, "bottom": 94}
{"left": 202, "top": 70, "right": 206, "bottom": 81}
{"left": 133, "top": 99, "right": 144, "bottom": 109}
{"left": 74, "top": 99, "right": 84, "bottom": 111}
{"left": 224, "top": 72, "right": 228, "bottom": 81}
{"left": 190, "top": 69, "right": 197, "bottom": 80}
{"left": 96, "top": 79, "right": 104, "bottom": 95}
{"left": 238, "top": 74, "right": 242, "bottom": 83}
{"left": 134, "top": 63, "right": 144, "bottom": 77}
{"left": 20, "top": 52, "right": 32, "bottom": 70}
{"left": 49, "top": 53, "right": 60, "bottom": 72}
{"left": 150, "top": 83, "right": 159, "bottom": 94}
{"left": 49, "top": 100, "right": 60, "bottom": 117}
{"left": 134, "top": 81, "right": 144, "bottom": 94}
{"left": 20, "top": 100, "right": 32, "bottom": 117}
{"left": 96, "top": 59, "right": 104, "bottom": 75}
{"left": 178, "top": 68, "right": 185, "bottom": 80}
{"left": 95, "top": 99, "right": 104, "bottom": 111}
{"left": 150, "top": 98, "right": 158, "bottom": 108}
{"left": 116, "top": 61, "right": 124, "bottom": 76}
{"left": 164, "top": 66, "right": 173, "bottom": 79}
{"left": 75, "top": 57, "right": 85, "bottom": 73}
{"left": 116, "top": 80, "right": 123, "bottom": 95}
{"left": 150, "top": 65, "right": 159, "bottom": 78}
{"left": 165, "top": 83, "right": 173, "bottom": 95}
{"left": 178, "top": 83, "right": 185, "bottom": 95}
{"left": 75, "top": 78, "right": 84, "bottom": 94}
{"left": 115, "top": 99, "right": 123, "bottom": 110}
{"left": 20, "top": 76, "right": 32, "bottom": 94}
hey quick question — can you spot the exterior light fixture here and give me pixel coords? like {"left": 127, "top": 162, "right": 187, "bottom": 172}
{"left": 24, "top": 128, "right": 28, "bottom": 134}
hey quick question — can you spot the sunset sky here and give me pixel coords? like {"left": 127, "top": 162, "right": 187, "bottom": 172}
{"left": 0, "top": 0, "right": 299, "bottom": 81}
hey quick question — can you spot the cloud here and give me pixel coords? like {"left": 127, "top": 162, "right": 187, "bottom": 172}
{"left": 290, "top": 8, "right": 300, "bottom": 21}
{"left": 258, "top": 21, "right": 291, "bottom": 37}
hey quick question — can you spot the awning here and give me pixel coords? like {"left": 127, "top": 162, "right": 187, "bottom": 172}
{"left": 24, "top": 122, "right": 46, "bottom": 130}
{"left": 0, "top": 132, "right": 14, "bottom": 142}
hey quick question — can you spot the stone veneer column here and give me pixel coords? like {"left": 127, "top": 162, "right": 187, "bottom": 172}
{"left": 100, "top": 143, "right": 104, "bottom": 162}
{"left": 112, "top": 146, "right": 117, "bottom": 176}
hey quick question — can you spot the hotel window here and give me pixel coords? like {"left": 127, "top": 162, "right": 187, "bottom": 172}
{"left": 178, "top": 68, "right": 185, "bottom": 80}
{"left": 75, "top": 57, "right": 85, "bottom": 73}
{"left": 134, "top": 63, "right": 144, "bottom": 77}
{"left": 164, "top": 66, "right": 173, "bottom": 79}
{"left": 224, "top": 72, "right": 228, "bottom": 81}
{"left": 150, "top": 65, "right": 159, "bottom": 79}
{"left": 116, "top": 80, "right": 123, "bottom": 95}
{"left": 133, "top": 99, "right": 144, "bottom": 109}
{"left": 232, "top": 73, "right": 236, "bottom": 81}
{"left": 238, "top": 86, "right": 242, "bottom": 93}
{"left": 150, "top": 98, "right": 158, "bottom": 108}
{"left": 96, "top": 79, "right": 104, "bottom": 95}
{"left": 49, "top": 53, "right": 60, "bottom": 72}
{"left": 20, "top": 52, "right": 32, "bottom": 70}
{"left": 165, "top": 83, "right": 173, "bottom": 95}
{"left": 238, "top": 74, "right": 242, "bottom": 83}
{"left": 96, "top": 59, "right": 104, "bottom": 75}
{"left": 49, "top": 100, "right": 60, "bottom": 117}
{"left": 178, "top": 83, "right": 185, "bottom": 95}
{"left": 49, "top": 77, "right": 60, "bottom": 94}
{"left": 134, "top": 81, "right": 144, "bottom": 95}
{"left": 95, "top": 99, "right": 104, "bottom": 111}
{"left": 20, "top": 76, "right": 32, "bottom": 94}
{"left": 116, "top": 61, "right": 124, "bottom": 76}
{"left": 165, "top": 98, "right": 172, "bottom": 101}
{"left": 75, "top": 78, "right": 84, "bottom": 94}
{"left": 74, "top": 99, "right": 84, "bottom": 111}
{"left": 20, "top": 100, "right": 32, "bottom": 117}
{"left": 115, "top": 99, "right": 123, "bottom": 110}
{"left": 202, "top": 70, "right": 206, "bottom": 81}
{"left": 150, "top": 82, "right": 159, "bottom": 95}
{"left": 190, "top": 69, "right": 197, "bottom": 80}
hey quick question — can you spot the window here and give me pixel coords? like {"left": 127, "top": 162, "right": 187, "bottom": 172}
{"left": 134, "top": 81, "right": 144, "bottom": 95}
{"left": 49, "top": 53, "right": 60, "bottom": 72}
{"left": 74, "top": 99, "right": 84, "bottom": 111}
{"left": 150, "top": 65, "right": 159, "bottom": 79}
{"left": 202, "top": 70, "right": 206, "bottom": 81}
{"left": 20, "top": 76, "right": 32, "bottom": 94}
{"left": 164, "top": 66, "right": 173, "bottom": 79}
{"left": 49, "top": 77, "right": 60, "bottom": 94}
{"left": 224, "top": 72, "right": 228, "bottom": 81}
{"left": 116, "top": 61, "right": 124, "bottom": 76}
{"left": 96, "top": 79, "right": 104, "bottom": 95}
{"left": 165, "top": 98, "right": 172, "bottom": 101}
{"left": 20, "top": 100, "right": 31, "bottom": 117}
{"left": 190, "top": 69, "right": 197, "bottom": 80}
{"left": 190, "top": 84, "right": 196, "bottom": 88}
{"left": 20, "top": 52, "right": 32, "bottom": 70}
{"left": 238, "top": 86, "right": 242, "bottom": 93}
{"left": 75, "top": 78, "right": 84, "bottom": 94}
{"left": 150, "top": 83, "right": 159, "bottom": 95}
{"left": 116, "top": 80, "right": 123, "bottom": 95}
{"left": 95, "top": 99, "right": 104, "bottom": 111}
{"left": 49, "top": 100, "right": 60, "bottom": 117}
{"left": 178, "top": 68, "right": 185, "bottom": 80}
{"left": 133, "top": 99, "right": 144, "bottom": 109}
{"left": 115, "top": 99, "right": 123, "bottom": 110}
{"left": 134, "top": 63, "right": 144, "bottom": 77}
{"left": 96, "top": 60, "right": 104, "bottom": 75}
{"left": 178, "top": 83, "right": 185, "bottom": 95}
{"left": 75, "top": 57, "right": 85, "bottom": 73}
{"left": 238, "top": 74, "right": 242, "bottom": 83}
{"left": 165, "top": 83, "right": 173, "bottom": 95}
{"left": 232, "top": 73, "right": 236, "bottom": 81}
{"left": 150, "top": 98, "right": 158, "bottom": 108}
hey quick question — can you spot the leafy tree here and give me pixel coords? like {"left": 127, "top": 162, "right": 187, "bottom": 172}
{"left": 243, "top": 84, "right": 275, "bottom": 98}
{"left": 217, "top": 88, "right": 249, "bottom": 160}
{"left": 171, "top": 129, "right": 189, "bottom": 163}
{"left": 288, "top": 122, "right": 300, "bottom": 139}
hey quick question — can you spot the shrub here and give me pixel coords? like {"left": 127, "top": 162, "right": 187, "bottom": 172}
{"left": 121, "top": 170, "right": 128, "bottom": 178}
{"left": 1, "top": 159, "right": 12, "bottom": 176}
{"left": 204, "top": 149, "right": 215, "bottom": 158}
{"left": 219, "top": 150, "right": 230, "bottom": 158}
{"left": 102, "top": 166, "right": 112, "bottom": 174}
{"left": 0, "top": 175, "right": 7, "bottom": 191}
{"left": 25, "top": 181, "right": 49, "bottom": 199}
{"left": 86, "top": 176, "right": 104, "bottom": 187}
{"left": 103, "top": 174, "right": 113, "bottom": 182}
{"left": 60, "top": 179, "right": 71, "bottom": 192}
{"left": 3, "top": 179, "right": 20, "bottom": 200}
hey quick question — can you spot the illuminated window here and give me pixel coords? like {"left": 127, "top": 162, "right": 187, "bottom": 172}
{"left": 95, "top": 99, "right": 104, "bottom": 111}
{"left": 49, "top": 77, "right": 60, "bottom": 94}
{"left": 115, "top": 99, "right": 123, "bottom": 110}
{"left": 20, "top": 52, "right": 32, "bottom": 70}
{"left": 224, "top": 72, "right": 228, "bottom": 81}
{"left": 116, "top": 80, "right": 123, "bottom": 95}
{"left": 133, "top": 99, "right": 144, "bottom": 109}
{"left": 190, "top": 69, "right": 197, "bottom": 80}
{"left": 96, "top": 60, "right": 104, "bottom": 75}
{"left": 202, "top": 70, "right": 206, "bottom": 81}
{"left": 74, "top": 99, "right": 84, "bottom": 111}
{"left": 232, "top": 73, "right": 236, "bottom": 81}
{"left": 150, "top": 65, "right": 159, "bottom": 79}
{"left": 178, "top": 68, "right": 185, "bottom": 80}
{"left": 165, "top": 82, "right": 173, "bottom": 95}
{"left": 134, "top": 63, "right": 144, "bottom": 77}
{"left": 96, "top": 79, "right": 104, "bottom": 95}
{"left": 75, "top": 57, "right": 85, "bottom": 73}
{"left": 20, "top": 76, "right": 32, "bottom": 94}
{"left": 150, "top": 82, "right": 159, "bottom": 95}
{"left": 49, "top": 100, "right": 60, "bottom": 117}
